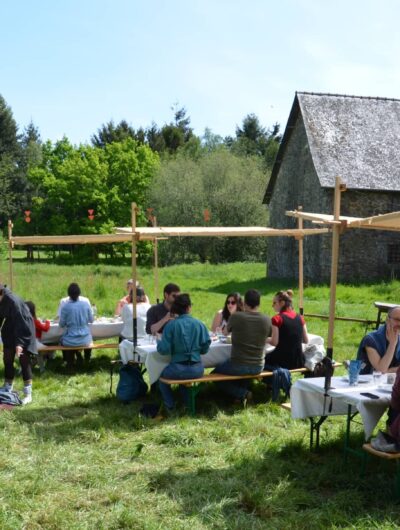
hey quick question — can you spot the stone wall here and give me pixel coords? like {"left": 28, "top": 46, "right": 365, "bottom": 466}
{"left": 267, "top": 114, "right": 400, "bottom": 282}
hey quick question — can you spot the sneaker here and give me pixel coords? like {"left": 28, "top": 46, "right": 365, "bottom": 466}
{"left": 21, "top": 394, "right": 32, "bottom": 406}
{"left": 0, "top": 385, "right": 13, "bottom": 392}
{"left": 371, "top": 431, "right": 399, "bottom": 453}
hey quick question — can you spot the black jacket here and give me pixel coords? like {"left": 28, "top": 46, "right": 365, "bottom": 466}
{"left": 0, "top": 288, "right": 37, "bottom": 354}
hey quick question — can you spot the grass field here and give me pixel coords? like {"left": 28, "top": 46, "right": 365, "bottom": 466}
{"left": 1, "top": 260, "right": 400, "bottom": 529}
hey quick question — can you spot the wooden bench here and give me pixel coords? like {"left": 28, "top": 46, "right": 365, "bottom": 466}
{"left": 363, "top": 443, "right": 400, "bottom": 498}
{"left": 38, "top": 342, "right": 119, "bottom": 353}
{"left": 159, "top": 366, "right": 331, "bottom": 416}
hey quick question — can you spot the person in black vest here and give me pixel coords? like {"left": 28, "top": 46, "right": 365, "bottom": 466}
{"left": 0, "top": 284, "right": 37, "bottom": 404}
{"left": 264, "top": 289, "right": 308, "bottom": 370}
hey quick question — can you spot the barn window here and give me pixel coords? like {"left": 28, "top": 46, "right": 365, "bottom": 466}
{"left": 388, "top": 244, "right": 400, "bottom": 264}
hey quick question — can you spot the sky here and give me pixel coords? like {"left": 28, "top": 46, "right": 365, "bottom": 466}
{"left": 2, "top": 0, "right": 400, "bottom": 145}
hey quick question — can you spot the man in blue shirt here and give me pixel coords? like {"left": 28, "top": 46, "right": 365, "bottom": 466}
{"left": 157, "top": 293, "right": 210, "bottom": 412}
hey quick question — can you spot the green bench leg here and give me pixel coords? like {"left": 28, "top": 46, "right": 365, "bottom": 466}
{"left": 187, "top": 384, "right": 201, "bottom": 416}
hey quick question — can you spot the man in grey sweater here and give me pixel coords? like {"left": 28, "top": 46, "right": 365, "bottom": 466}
{"left": 214, "top": 289, "right": 271, "bottom": 403}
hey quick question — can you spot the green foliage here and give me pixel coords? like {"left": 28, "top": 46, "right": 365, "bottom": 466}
{"left": 149, "top": 149, "right": 269, "bottom": 264}
{"left": 17, "top": 137, "right": 159, "bottom": 242}
{"left": 231, "top": 113, "right": 281, "bottom": 170}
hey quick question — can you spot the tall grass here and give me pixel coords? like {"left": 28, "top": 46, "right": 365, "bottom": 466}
{"left": 0, "top": 260, "right": 400, "bottom": 529}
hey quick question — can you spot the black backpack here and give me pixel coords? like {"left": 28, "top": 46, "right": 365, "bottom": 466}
{"left": 116, "top": 365, "right": 148, "bottom": 403}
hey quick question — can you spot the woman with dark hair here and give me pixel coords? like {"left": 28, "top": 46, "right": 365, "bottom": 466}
{"left": 264, "top": 289, "right": 308, "bottom": 370}
{"left": 157, "top": 293, "right": 211, "bottom": 412}
{"left": 59, "top": 283, "right": 93, "bottom": 371}
{"left": 211, "top": 292, "right": 243, "bottom": 333}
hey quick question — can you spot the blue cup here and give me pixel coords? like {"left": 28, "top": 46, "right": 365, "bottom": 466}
{"left": 348, "top": 360, "right": 362, "bottom": 386}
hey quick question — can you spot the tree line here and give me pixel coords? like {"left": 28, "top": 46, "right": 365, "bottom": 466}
{"left": 0, "top": 95, "right": 280, "bottom": 264}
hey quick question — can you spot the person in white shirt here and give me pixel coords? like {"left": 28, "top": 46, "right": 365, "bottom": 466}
{"left": 120, "top": 287, "right": 151, "bottom": 341}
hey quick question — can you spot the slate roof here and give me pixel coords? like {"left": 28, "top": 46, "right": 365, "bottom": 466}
{"left": 263, "top": 92, "right": 400, "bottom": 203}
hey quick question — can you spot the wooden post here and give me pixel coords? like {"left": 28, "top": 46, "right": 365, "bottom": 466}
{"left": 131, "top": 203, "right": 138, "bottom": 349}
{"left": 8, "top": 220, "right": 13, "bottom": 290}
{"left": 153, "top": 216, "right": 160, "bottom": 303}
{"left": 327, "top": 177, "right": 346, "bottom": 359}
{"left": 297, "top": 206, "right": 304, "bottom": 315}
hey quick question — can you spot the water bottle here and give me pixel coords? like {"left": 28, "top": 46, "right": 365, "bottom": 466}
{"left": 92, "top": 304, "right": 97, "bottom": 319}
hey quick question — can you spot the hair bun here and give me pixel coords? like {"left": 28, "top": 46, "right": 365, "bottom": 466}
{"left": 286, "top": 289, "right": 294, "bottom": 298}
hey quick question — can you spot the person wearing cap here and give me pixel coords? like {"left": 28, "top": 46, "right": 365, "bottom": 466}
{"left": 0, "top": 284, "right": 37, "bottom": 405}
{"left": 120, "top": 286, "right": 151, "bottom": 341}
{"left": 114, "top": 279, "right": 149, "bottom": 316}
{"left": 146, "top": 283, "right": 180, "bottom": 336}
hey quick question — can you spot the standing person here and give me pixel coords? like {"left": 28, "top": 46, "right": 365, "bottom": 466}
{"left": 211, "top": 292, "right": 243, "bottom": 333}
{"left": 214, "top": 289, "right": 271, "bottom": 404}
{"left": 157, "top": 293, "right": 211, "bottom": 412}
{"left": 146, "top": 283, "right": 180, "bottom": 336}
{"left": 0, "top": 284, "right": 37, "bottom": 404}
{"left": 59, "top": 283, "right": 93, "bottom": 372}
{"left": 120, "top": 286, "right": 151, "bottom": 341}
{"left": 264, "top": 290, "right": 308, "bottom": 370}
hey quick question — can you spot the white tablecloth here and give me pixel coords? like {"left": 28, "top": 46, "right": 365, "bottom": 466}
{"left": 291, "top": 376, "right": 391, "bottom": 439}
{"left": 119, "top": 333, "right": 324, "bottom": 385}
{"left": 41, "top": 317, "right": 123, "bottom": 344}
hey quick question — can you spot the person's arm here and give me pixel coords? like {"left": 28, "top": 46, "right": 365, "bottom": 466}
{"left": 59, "top": 306, "right": 67, "bottom": 328}
{"left": 267, "top": 325, "right": 279, "bottom": 346}
{"left": 211, "top": 311, "right": 222, "bottom": 333}
{"left": 156, "top": 322, "right": 173, "bottom": 355}
{"left": 150, "top": 312, "right": 172, "bottom": 335}
{"left": 200, "top": 323, "right": 212, "bottom": 354}
{"left": 35, "top": 319, "right": 51, "bottom": 332}
{"left": 87, "top": 304, "right": 94, "bottom": 324}
{"left": 302, "top": 324, "right": 309, "bottom": 344}
{"left": 365, "top": 322, "right": 399, "bottom": 373}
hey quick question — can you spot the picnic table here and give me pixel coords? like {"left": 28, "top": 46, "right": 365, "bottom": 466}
{"left": 291, "top": 375, "right": 391, "bottom": 449}
{"left": 119, "top": 333, "right": 324, "bottom": 385}
{"left": 41, "top": 317, "right": 124, "bottom": 344}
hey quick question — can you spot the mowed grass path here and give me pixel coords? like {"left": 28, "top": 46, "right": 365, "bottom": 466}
{"left": 0, "top": 261, "right": 400, "bottom": 529}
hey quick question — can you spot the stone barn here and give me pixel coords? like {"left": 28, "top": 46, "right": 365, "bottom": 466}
{"left": 263, "top": 92, "right": 400, "bottom": 282}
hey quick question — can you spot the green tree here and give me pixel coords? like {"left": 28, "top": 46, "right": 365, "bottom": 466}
{"left": 231, "top": 113, "right": 281, "bottom": 169}
{"left": 148, "top": 149, "right": 269, "bottom": 264}
{"left": 22, "top": 137, "right": 159, "bottom": 249}
{"left": 91, "top": 120, "right": 144, "bottom": 148}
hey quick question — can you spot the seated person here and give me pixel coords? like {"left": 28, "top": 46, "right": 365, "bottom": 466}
{"left": 26, "top": 301, "right": 51, "bottom": 372}
{"left": 146, "top": 283, "right": 180, "bottom": 336}
{"left": 387, "top": 368, "right": 400, "bottom": 444}
{"left": 157, "top": 293, "right": 211, "bottom": 412}
{"left": 357, "top": 306, "right": 400, "bottom": 374}
{"left": 264, "top": 290, "right": 308, "bottom": 370}
{"left": 115, "top": 279, "right": 149, "bottom": 316}
{"left": 213, "top": 289, "right": 271, "bottom": 403}
{"left": 120, "top": 287, "right": 151, "bottom": 341}
{"left": 59, "top": 283, "right": 94, "bottom": 371}
{"left": 211, "top": 292, "right": 243, "bottom": 333}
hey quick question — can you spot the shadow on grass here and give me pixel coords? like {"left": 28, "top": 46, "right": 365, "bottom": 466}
{"left": 146, "top": 439, "right": 400, "bottom": 528}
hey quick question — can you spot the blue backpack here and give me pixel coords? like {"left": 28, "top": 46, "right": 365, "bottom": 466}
{"left": 116, "top": 365, "right": 148, "bottom": 403}
{"left": 0, "top": 390, "right": 22, "bottom": 406}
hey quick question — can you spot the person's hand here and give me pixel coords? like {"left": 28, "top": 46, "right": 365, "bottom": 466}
{"left": 15, "top": 346, "right": 23, "bottom": 358}
{"left": 387, "top": 320, "right": 400, "bottom": 344}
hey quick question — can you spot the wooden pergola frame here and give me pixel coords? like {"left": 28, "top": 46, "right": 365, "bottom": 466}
{"left": 7, "top": 208, "right": 329, "bottom": 349}
{"left": 286, "top": 176, "right": 400, "bottom": 359}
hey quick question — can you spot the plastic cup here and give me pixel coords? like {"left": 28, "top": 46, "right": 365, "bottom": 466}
{"left": 348, "top": 360, "right": 361, "bottom": 386}
{"left": 373, "top": 371, "right": 382, "bottom": 385}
